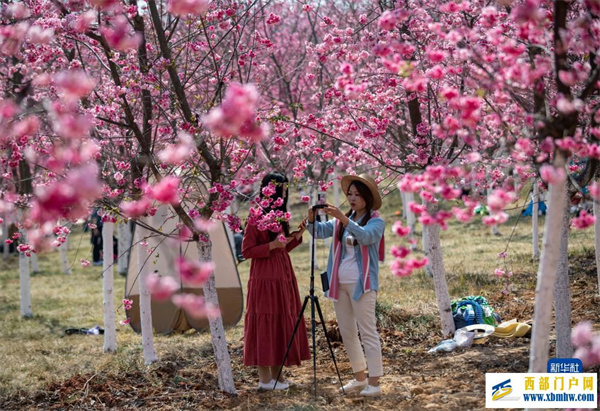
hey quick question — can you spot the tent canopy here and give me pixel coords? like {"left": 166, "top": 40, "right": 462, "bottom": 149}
{"left": 125, "top": 205, "right": 243, "bottom": 334}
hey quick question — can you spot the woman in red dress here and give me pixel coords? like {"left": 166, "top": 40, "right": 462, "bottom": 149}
{"left": 242, "top": 171, "right": 311, "bottom": 390}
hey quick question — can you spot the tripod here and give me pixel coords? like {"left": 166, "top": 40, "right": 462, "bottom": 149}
{"left": 274, "top": 205, "right": 345, "bottom": 397}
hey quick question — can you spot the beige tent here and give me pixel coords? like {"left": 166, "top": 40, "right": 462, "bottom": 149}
{"left": 125, "top": 205, "right": 243, "bottom": 334}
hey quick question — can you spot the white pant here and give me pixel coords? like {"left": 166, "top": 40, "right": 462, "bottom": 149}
{"left": 333, "top": 283, "right": 383, "bottom": 377}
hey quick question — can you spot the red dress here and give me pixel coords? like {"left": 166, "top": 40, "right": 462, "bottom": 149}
{"left": 242, "top": 223, "right": 311, "bottom": 366}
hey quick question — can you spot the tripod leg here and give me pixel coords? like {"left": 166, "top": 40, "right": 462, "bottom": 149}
{"left": 311, "top": 296, "right": 317, "bottom": 398}
{"left": 274, "top": 295, "right": 310, "bottom": 390}
{"left": 314, "top": 296, "right": 346, "bottom": 394}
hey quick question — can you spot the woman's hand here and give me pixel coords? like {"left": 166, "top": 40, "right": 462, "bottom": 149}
{"left": 269, "top": 236, "right": 290, "bottom": 250}
{"left": 323, "top": 205, "right": 349, "bottom": 226}
{"left": 292, "top": 219, "right": 307, "bottom": 240}
{"left": 307, "top": 207, "right": 315, "bottom": 223}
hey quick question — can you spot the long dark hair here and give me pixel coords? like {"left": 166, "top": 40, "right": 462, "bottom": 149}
{"left": 337, "top": 180, "right": 373, "bottom": 245}
{"left": 260, "top": 171, "right": 290, "bottom": 240}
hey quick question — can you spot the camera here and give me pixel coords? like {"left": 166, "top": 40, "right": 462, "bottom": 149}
{"left": 312, "top": 204, "right": 327, "bottom": 210}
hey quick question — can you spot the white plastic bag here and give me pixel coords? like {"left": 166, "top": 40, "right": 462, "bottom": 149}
{"left": 454, "top": 327, "right": 475, "bottom": 348}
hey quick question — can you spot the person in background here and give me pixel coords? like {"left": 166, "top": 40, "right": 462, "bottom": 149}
{"left": 242, "top": 171, "right": 310, "bottom": 390}
{"left": 89, "top": 208, "right": 103, "bottom": 266}
{"left": 307, "top": 174, "right": 385, "bottom": 397}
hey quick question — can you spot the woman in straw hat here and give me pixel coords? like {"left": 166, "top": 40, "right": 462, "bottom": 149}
{"left": 306, "top": 174, "right": 385, "bottom": 397}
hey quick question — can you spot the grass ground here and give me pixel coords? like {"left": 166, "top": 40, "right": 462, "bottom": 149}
{"left": 0, "top": 191, "right": 598, "bottom": 410}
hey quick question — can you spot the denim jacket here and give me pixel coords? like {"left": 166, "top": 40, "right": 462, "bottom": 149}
{"left": 307, "top": 212, "right": 385, "bottom": 301}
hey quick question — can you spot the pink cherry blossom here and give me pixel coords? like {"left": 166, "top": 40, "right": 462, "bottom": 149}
{"left": 408, "top": 202, "right": 426, "bottom": 214}
{"left": 177, "top": 256, "right": 214, "bottom": 285}
{"left": 54, "top": 70, "right": 96, "bottom": 101}
{"left": 572, "top": 322, "right": 593, "bottom": 347}
{"left": 539, "top": 164, "right": 566, "bottom": 184}
{"left": 172, "top": 294, "right": 220, "bottom": 318}
{"left": 31, "top": 164, "right": 103, "bottom": 224}
{"left": 482, "top": 212, "right": 509, "bottom": 226}
{"left": 119, "top": 318, "right": 131, "bottom": 326}
{"left": 572, "top": 210, "right": 595, "bottom": 230}
{"left": 392, "top": 221, "right": 411, "bottom": 237}
{"left": 390, "top": 245, "right": 411, "bottom": 258}
{"left": 167, "top": 0, "right": 210, "bottom": 17}
{"left": 120, "top": 198, "right": 152, "bottom": 218}
{"left": 158, "top": 132, "right": 195, "bottom": 165}
{"left": 80, "top": 259, "right": 90, "bottom": 267}
{"left": 100, "top": 16, "right": 142, "bottom": 52}
{"left": 193, "top": 217, "right": 217, "bottom": 232}
{"left": 301, "top": 196, "right": 310, "bottom": 203}
{"left": 146, "top": 272, "right": 179, "bottom": 301}
{"left": 202, "top": 82, "right": 267, "bottom": 142}
{"left": 488, "top": 189, "right": 517, "bottom": 213}
{"left": 147, "top": 176, "right": 180, "bottom": 205}
{"left": 72, "top": 10, "right": 97, "bottom": 33}
{"left": 452, "top": 207, "right": 473, "bottom": 223}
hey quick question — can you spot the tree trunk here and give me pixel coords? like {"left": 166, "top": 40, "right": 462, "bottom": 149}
{"left": 137, "top": 220, "right": 158, "bottom": 365}
{"left": 198, "top": 240, "right": 237, "bottom": 394}
{"left": 554, "top": 193, "right": 573, "bottom": 358}
{"left": 595, "top": 195, "right": 600, "bottom": 295}
{"left": 18, "top": 212, "right": 32, "bottom": 318}
{"left": 30, "top": 250, "right": 39, "bottom": 273}
{"left": 102, "top": 221, "right": 117, "bottom": 353}
{"left": 117, "top": 220, "right": 131, "bottom": 276}
{"left": 529, "top": 154, "right": 567, "bottom": 372}
{"left": 532, "top": 180, "right": 540, "bottom": 259}
{"left": 425, "top": 202, "right": 455, "bottom": 337}
{"left": 59, "top": 240, "right": 71, "bottom": 275}
{"left": 402, "top": 191, "right": 417, "bottom": 251}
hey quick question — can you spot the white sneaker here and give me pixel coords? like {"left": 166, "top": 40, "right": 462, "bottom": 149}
{"left": 272, "top": 379, "right": 290, "bottom": 390}
{"left": 258, "top": 379, "right": 275, "bottom": 390}
{"left": 339, "top": 378, "right": 368, "bottom": 394}
{"left": 359, "top": 385, "right": 382, "bottom": 397}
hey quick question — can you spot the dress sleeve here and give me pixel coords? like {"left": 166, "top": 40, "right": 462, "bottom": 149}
{"left": 242, "top": 224, "right": 271, "bottom": 259}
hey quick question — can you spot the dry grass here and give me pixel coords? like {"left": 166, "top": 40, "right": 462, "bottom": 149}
{"left": 0, "top": 192, "right": 595, "bottom": 403}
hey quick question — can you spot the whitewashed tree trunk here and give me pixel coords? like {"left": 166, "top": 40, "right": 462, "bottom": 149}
{"left": 30, "top": 251, "right": 40, "bottom": 273}
{"left": 117, "top": 220, "right": 131, "bottom": 276}
{"left": 594, "top": 196, "right": 600, "bottom": 295}
{"left": 421, "top": 196, "right": 433, "bottom": 276}
{"left": 2, "top": 216, "right": 8, "bottom": 259}
{"left": 18, "top": 214, "right": 32, "bottom": 318}
{"left": 198, "top": 240, "right": 237, "bottom": 394}
{"left": 425, "top": 202, "right": 455, "bottom": 338}
{"left": 529, "top": 154, "right": 567, "bottom": 373}
{"left": 137, "top": 221, "right": 158, "bottom": 364}
{"left": 59, "top": 243, "right": 71, "bottom": 275}
{"left": 532, "top": 180, "right": 540, "bottom": 259}
{"left": 333, "top": 169, "right": 341, "bottom": 207}
{"left": 554, "top": 193, "right": 573, "bottom": 358}
{"left": 402, "top": 191, "right": 417, "bottom": 251}
{"left": 102, "top": 222, "right": 117, "bottom": 353}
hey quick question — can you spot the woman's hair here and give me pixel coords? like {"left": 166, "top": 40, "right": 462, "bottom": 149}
{"left": 337, "top": 180, "right": 373, "bottom": 244}
{"left": 260, "top": 171, "right": 290, "bottom": 240}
